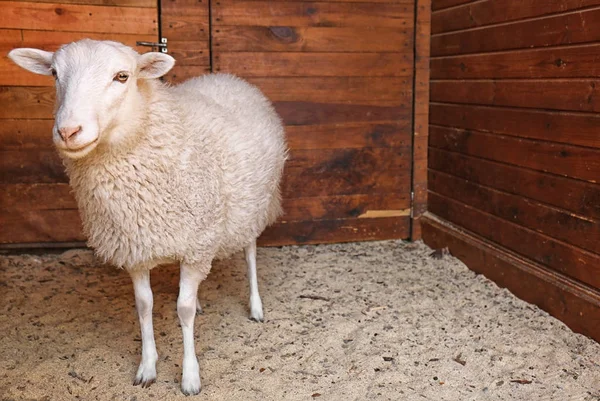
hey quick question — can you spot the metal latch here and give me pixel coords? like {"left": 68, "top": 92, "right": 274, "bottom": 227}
{"left": 136, "top": 38, "right": 168, "bottom": 53}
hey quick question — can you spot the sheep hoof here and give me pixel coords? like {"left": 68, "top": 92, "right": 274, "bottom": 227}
{"left": 181, "top": 373, "right": 201, "bottom": 396}
{"left": 133, "top": 362, "right": 157, "bottom": 388}
{"left": 249, "top": 309, "right": 264, "bottom": 322}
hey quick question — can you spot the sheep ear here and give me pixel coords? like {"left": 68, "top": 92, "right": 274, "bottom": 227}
{"left": 8, "top": 48, "right": 54, "bottom": 75}
{"left": 138, "top": 52, "right": 175, "bottom": 79}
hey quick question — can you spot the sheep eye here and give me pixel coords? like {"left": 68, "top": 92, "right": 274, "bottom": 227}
{"left": 50, "top": 68, "right": 57, "bottom": 79}
{"left": 114, "top": 72, "right": 129, "bottom": 83}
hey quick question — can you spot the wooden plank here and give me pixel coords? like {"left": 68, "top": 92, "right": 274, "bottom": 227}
{"left": 429, "top": 169, "right": 600, "bottom": 255}
{"left": 0, "top": 150, "right": 68, "bottom": 184}
{"left": 276, "top": 101, "right": 410, "bottom": 126}
{"left": 429, "top": 148, "right": 600, "bottom": 221}
{"left": 431, "top": 44, "right": 600, "bottom": 79}
{"left": 285, "top": 122, "right": 411, "bottom": 150}
{"left": 213, "top": 1, "right": 414, "bottom": 28}
{"left": 0, "top": 120, "right": 54, "bottom": 150}
{"left": 422, "top": 214, "right": 600, "bottom": 342}
{"left": 411, "top": 0, "right": 431, "bottom": 240}
{"left": 432, "top": 7, "right": 600, "bottom": 56}
{"left": 162, "top": 15, "right": 209, "bottom": 40}
{"left": 429, "top": 125, "right": 600, "bottom": 183}
{"left": 212, "top": 26, "right": 412, "bottom": 52}
{"left": 163, "top": 65, "right": 210, "bottom": 84}
{"left": 18, "top": 0, "right": 156, "bottom": 7}
{"left": 281, "top": 193, "right": 410, "bottom": 222}
{"left": 432, "top": 0, "right": 474, "bottom": 11}
{"left": 259, "top": 216, "right": 410, "bottom": 246}
{"left": 282, "top": 147, "right": 411, "bottom": 197}
{"left": 430, "top": 80, "right": 600, "bottom": 113}
{"left": 1, "top": 31, "right": 158, "bottom": 87}
{"left": 0, "top": 1, "right": 158, "bottom": 35}
{"left": 161, "top": 0, "right": 209, "bottom": 16}
{"left": 245, "top": 77, "right": 412, "bottom": 107}
{"left": 0, "top": 183, "right": 76, "bottom": 211}
{"left": 167, "top": 41, "right": 210, "bottom": 66}
{"left": 0, "top": 209, "right": 84, "bottom": 244}
{"left": 429, "top": 103, "right": 600, "bottom": 149}
{"left": 214, "top": 52, "right": 412, "bottom": 77}
{"left": 432, "top": 0, "right": 600, "bottom": 34}
{"left": 0, "top": 87, "right": 54, "bottom": 119}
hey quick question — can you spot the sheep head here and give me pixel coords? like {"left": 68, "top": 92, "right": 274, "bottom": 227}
{"left": 8, "top": 40, "right": 175, "bottom": 159}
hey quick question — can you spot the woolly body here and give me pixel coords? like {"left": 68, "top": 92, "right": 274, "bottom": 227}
{"left": 66, "top": 73, "right": 285, "bottom": 275}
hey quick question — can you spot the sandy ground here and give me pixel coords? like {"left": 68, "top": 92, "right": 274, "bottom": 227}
{"left": 0, "top": 240, "right": 599, "bottom": 401}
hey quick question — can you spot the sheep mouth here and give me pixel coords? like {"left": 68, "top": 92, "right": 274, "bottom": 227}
{"left": 59, "top": 138, "right": 99, "bottom": 157}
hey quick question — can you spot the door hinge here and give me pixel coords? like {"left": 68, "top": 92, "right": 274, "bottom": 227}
{"left": 136, "top": 38, "right": 168, "bottom": 53}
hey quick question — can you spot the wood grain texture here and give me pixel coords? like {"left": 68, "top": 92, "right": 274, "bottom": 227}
{"left": 0, "top": 1, "right": 158, "bottom": 34}
{"left": 431, "top": 0, "right": 474, "bottom": 11}
{"left": 430, "top": 103, "right": 600, "bottom": 149}
{"left": 285, "top": 122, "right": 411, "bottom": 150}
{"left": 167, "top": 41, "right": 210, "bottom": 66}
{"left": 246, "top": 77, "right": 412, "bottom": 107}
{"left": 0, "top": 120, "right": 54, "bottom": 149}
{"left": 213, "top": 26, "right": 412, "bottom": 52}
{"left": 422, "top": 214, "right": 600, "bottom": 342}
{"left": 429, "top": 148, "right": 600, "bottom": 221}
{"left": 213, "top": 1, "right": 414, "bottom": 28}
{"left": 432, "top": 0, "right": 600, "bottom": 34}
{"left": 430, "top": 79, "right": 600, "bottom": 113}
{"left": 17, "top": 0, "right": 156, "bottom": 7}
{"left": 259, "top": 216, "right": 410, "bottom": 246}
{"left": 0, "top": 87, "right": 55, "bottom": 119}
{"left": 0, "top": 183, "right": 76, "bottom": 211}
{"left": 411, "top": 0, "right": 431, "bottom": 239}
{"left": 431, "top": 44, "right": 600, "bottom": 79}
{"left": 429, "top": 170, "right": 600, "bottom": 254}
{"left": 214, "top": 52, "right": 412, "bottom": 77}
{"left": 429, "top": 125, "right": 600, "bottom": 183}
{"left": 0, "top": 150, "right": 67, "bottom": 184}
{"left": 163, "top": 65, "right": 210, "bottom": 84}
{"left": 427, "top": 192, "right": 600, "bottom": 291}
{"left": 432, "top": 7, "right": 600, "bottom": 56}
{"left": 0, "top": 209, "right": 84, "bottom": 244}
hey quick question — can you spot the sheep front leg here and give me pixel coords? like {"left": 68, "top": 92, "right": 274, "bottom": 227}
{"left": 178, "top": 264, "right": 204, "bottom": 395}
{"left": 130, "top": 270, "right": 158, "bottom": 387}
{"left": 245, "top": 239, "right": 264, "bottom": 322}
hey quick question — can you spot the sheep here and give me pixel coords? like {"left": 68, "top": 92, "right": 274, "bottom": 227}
{"left": 8, "top": 39, "right": 287, "bottom": 395}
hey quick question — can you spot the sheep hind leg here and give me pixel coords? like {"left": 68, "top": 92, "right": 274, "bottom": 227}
{"left": 178, "top": 264, "right": 204, "bottom": 395}
{"left": 245, "top": 239, "right": 264, "bottom": 322}
{"left": 130, "top": 270, "right": 158, "bottom": 388}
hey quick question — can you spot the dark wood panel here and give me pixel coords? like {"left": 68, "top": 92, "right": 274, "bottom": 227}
{"left": 432, "top": 0, "right": 600, "bottom": 34}
{"left": 427, "top": 193, "right": 600, "bottom": 296}
{"left": 431, "top": 44, "right": 600, "bottom": 79}
{"left": 430, "top": 80, "right": 600, "bottom": 113}
{"left": 275, "top": 101, "right": 410, "bottom": 126}
{"left": 0, "top": 209, "right": 83, "bottom": 244}
{"left": 432, "top": 8, "right": 600, "bottom": 56}
{"left": 0, "top": 87, "right": 54, "bottom": 119}
{"left": 422, "top": 214, "right": 600, "bottom": 342}
{"left": 282, "top": 147, "right": 411, "bottom": 197}
{"left": 411, "top": 0, "right": 431, "bottom": 240}
{"left": 167, "top": 41, "right": 210, "bottom": 66}
{"left": 429, "top": 170, "right": 600, "bottom": 255}
{"left": 429, "top": 103, "right": 600, "bottom": 149}
{"left": 281, "top": 194, "right": 410, "bottom": 222}
{"left": 0, "top": 119, "right": 54, "bottom": 149}
{"left": 214, "top": 52, "right": 412, "bottom": 77}
{"left": 429, "top": 148, "right": 600, "bottom": 221}
{"left": 246, "top": 77, "right": 412, "bottom": 107}
{"left": 0, "top": 183, "right": 76, "bottom": 211}
{"left": 19, "top": 0, "right": 156, "bottom": 7}
{"left": 213, "top": 1, "right": 414, "bottom": 28}
{"left": 259, "top": 216, "right": 410, "bottom": 246}
{"left": 1, "top": 30, "right": 157, "bottom": 87}
{"left": 431, "top": 0, "right": 474, "bottom": 11}
{"left": 429, "top": 125, "right": 600, "bottom": 183}
{"left": 162, "top": 15, "right": 208, "bottom": 40}
{"left": 161, "top": 0, "right": 208, "bottom": 16}
{"left": 0, "top": 150, "right": 68, "bottom": 184}
{"left": 0, "top": 1, "right": 158, "bottom": 34}
{"left": 213, "top": 26, "right": 412, "bottom": 52}
{"left": 286, "top": 122, "right": 411, "bottom": 150}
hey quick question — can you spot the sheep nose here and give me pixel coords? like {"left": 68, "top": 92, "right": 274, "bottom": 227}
{"left": 58, "top": 126, "right": 82, "bottom": 142}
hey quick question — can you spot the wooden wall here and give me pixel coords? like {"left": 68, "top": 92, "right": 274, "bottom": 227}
{"left": 1, "top": 0, "right": 418, "bottom": 247}
{"left": 423, "top": 0, "right": 600, "bottom": 342}
{"left": 0, "top": 0, "right": 158, "bottom": 245}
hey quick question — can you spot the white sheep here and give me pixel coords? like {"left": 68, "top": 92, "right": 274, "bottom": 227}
{"left": 9, "top": 39, "right": 287, "bottom": 395}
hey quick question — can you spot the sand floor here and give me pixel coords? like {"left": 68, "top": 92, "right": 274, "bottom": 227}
{"left": 0, "top": 240, "right": 599, "bottom": 401}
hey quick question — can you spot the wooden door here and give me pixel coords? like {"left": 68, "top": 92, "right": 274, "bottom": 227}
{"left": 0, "top": 0, "right": 159, "bottom": 246}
